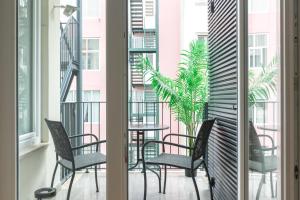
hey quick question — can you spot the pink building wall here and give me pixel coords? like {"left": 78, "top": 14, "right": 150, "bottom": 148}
{"left": 157, "top": 0, "right": 181, "bottom": 150}
{"left": 76, "top": 0, "right": 107, "bottom": 150}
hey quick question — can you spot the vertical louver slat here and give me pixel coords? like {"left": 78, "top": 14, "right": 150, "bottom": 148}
{"left": 207, "top": 0, "right": 238, "bottom": 199}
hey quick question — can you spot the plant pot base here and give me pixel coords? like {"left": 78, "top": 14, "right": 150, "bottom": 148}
{"left": 185, "top": 169, "right": 197, "bottom": 177}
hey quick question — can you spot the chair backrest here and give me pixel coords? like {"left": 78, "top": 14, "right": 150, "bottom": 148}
{"left": 192, "top": 118, "right": 216, "bottom": 161}
{"left": 249, "top": 121, "right": 264, "bottom": 163}
{"left": 45, "top": 119, "right": 74, "bottom": 162}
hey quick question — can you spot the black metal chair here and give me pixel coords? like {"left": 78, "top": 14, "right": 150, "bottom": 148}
{"left": 45, "top": 119, "right": 106, "bottom": 200}
{"left": 249, "top": 121, "right": 277, "bottom": 200}
{"left": 142, "top": 119, "right": 216, "bottom": 200}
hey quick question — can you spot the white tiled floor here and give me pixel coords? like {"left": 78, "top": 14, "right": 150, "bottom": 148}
{"left": 55, "top": 171, "right": 210, "bottom": 200}
{"left": 54, "top": 170, "right": 278, "bottom": 200}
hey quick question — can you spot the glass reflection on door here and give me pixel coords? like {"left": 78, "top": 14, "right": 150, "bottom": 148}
{"left": 247, "top": 0, "right": 281, "bottom": 199}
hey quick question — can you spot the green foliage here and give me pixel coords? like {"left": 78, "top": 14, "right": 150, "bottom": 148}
{"left": 248, "top": 58, "right": 278, "bottom": 107}
{"left": 139, "top": 40, "right": 209, "bottom": 151}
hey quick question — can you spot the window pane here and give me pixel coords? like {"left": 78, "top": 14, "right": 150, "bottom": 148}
{"left": 82, "top": 52, "right": 87, "bottom": 69}
{"left": 256, "top": 34, "right": 267, "bottom": 46}
{"left": 262, "top": 48, "right": 267, "bottom": 67}
{"left": 248, "top": 35, "right": 254, "bottom": 47}
{"left": 87, "top": 52, "right": 99, "bottom": 69}
{"left": 82, "top": 39, "right": 87, "bottom": 50}
{"left": 255, "top": 103, "right": 265, "bottom": 124}
{"left": 83, "top": 91, "right": 100, "bottom": 123}
{"left": 88, "top": 39, "right": 99, "bottom": 50}
{"left": 254, "top": 49, "right": 261, "bottom": 67}
{"left": 18, "top": 0, "right": 34, "bottom": 135}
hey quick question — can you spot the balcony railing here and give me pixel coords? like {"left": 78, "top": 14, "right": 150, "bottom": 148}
{"left": 60, "top": 100, "right": 278, "bottom": 168}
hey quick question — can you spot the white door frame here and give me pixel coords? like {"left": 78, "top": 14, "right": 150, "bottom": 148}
{"left": 282, "top": 0, "right": 298, "bottom": 199}
{"left": 237, "top": 0, "right": 248, "bottom": 199}
{"left": 238, "top": 0, "right": 298, "bottom": 199}
{"left": 106, "top": 0, "right": 128, "bottom": 199}
{"left": 0, "top": 0, "right": 297, "bottom": 199}
{"left": 0, "top": 0, "right": 17, "bottom": 199}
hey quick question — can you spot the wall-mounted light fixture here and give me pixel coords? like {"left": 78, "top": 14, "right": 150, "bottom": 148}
{"left": 54, "top": 4, "right": 77, "bottom": 17}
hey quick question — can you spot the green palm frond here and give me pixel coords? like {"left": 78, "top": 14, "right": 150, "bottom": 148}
{"left": 248, "top": 59, "right": 278, "bottom": 107}
{"left": 138, "top": 40, "right": 209, "bottom": 142}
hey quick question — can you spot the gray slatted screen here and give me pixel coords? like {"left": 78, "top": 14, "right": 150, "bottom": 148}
{"left": 207, "top": 0, "right": 238, "bottom": 199}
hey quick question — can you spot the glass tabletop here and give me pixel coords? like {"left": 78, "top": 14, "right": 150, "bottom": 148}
{"left": 128, "top": 124, "right": 170, "bottom": 131}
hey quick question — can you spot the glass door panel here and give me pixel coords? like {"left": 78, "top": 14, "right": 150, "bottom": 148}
{"left": 247, "top": 0, "right": 281, "bottom": 199}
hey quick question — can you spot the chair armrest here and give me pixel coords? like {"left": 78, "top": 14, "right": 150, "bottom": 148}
{"left": 69, "top": 134, "right": 99, "bottom": 142}
{"left": 72, "top": 140, "right": 106, "bottom": 151}
{"left": 163, "top": 133, "right": 196, "bottom": 142}
{"left": 257, "top": 135, "right": 275, "bottom": 154}
{"left": 163, "top": 133, "right": 196, "bottom": 152}
{"left": 261, "top": 146, "right": 277, "bottom": 152}
{"left": 142, "top": 140, "right": 193, "bottom": 160}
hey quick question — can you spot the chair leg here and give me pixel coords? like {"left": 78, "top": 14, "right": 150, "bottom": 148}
{"left": 158, "top": 165, "right": 162, "bottom": 193}
{"left": 143, "top": 162, "right": 147, "bottom": 200}
{"left": 203, "top": 161, "right": 213, "bottom": 200}
{"left": 67, "top": 171, "right": 76, "bottom": 200}
{"left": 50, "top": 162, "right": 58, "bottom": 188}
{"left": 256, "top": 174, "right": 265, "bottom": 200}
{"left": 191, "top": 170, "right": 200, "bottom": 200}
{"left": 163, "top": 165, "right": 167, "bottom": 194}
{"left": 145, "top": 166, "right": 161, "bottom": 193}
{"left": 95, "top": 166, "right": 99, "bottom": 192}
{"left": 270, "top": 172, "right": 274, "bottom": 198}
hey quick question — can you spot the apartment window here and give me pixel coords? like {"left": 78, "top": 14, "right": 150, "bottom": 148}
{"left": 249, "top": 0, "right": 268, "bottom": 13}
{"left": 82, "top": 0, "right": 100, "bottom": 18}
{"left": 83, "top": 90, "right": 100, "bottom": 123}
{"left": 82, "top": 38, "right": 100, "bottom": 70}
{"left": 18, "top": 0, "right": 40, "bottom": 144}
{"left": 249, "top": 34, "right": 267, "bottom": 68}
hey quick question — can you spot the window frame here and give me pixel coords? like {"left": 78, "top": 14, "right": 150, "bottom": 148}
{"left": 18, "top": 0, "right": 41, "bottom": 148}
{"left": 82, "top": 37, "right": 100, "bottom": 71}
{"left": 248, "top": 33, "right": 268, "bottom": 68}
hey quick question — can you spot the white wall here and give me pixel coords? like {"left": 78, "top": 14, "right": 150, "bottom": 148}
{"left": 18, "top": 0, "right": 61, "bottom": 199}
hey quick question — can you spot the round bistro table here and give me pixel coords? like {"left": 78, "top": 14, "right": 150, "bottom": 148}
{"left": 128, "top": 124, "right": 169, "bottom": 170}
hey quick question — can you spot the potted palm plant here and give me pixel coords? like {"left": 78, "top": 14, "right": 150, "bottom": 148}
{"left": 139, "top": 40, "right": 209, "bottom": 177}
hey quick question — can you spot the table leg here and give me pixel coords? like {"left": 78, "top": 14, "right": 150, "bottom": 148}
{"left": 128, "top": 131, "right": 144, "bottom": 170}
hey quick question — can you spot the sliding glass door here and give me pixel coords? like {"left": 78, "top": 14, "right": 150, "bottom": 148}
{"left": 247, "top": 0, "right": 281, "bottom": 199}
